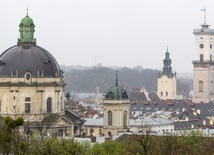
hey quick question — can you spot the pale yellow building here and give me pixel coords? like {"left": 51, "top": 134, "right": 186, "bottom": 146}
{"left": 157, "top": 49, "right": 177, "bottom": 100}
{"left": 103, "top": 73, "right": 130, "bottom": 136}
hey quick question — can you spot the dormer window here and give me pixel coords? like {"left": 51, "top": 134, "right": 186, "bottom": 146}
{"left": 25, "top": 72, "right": 31, "bottom": 80}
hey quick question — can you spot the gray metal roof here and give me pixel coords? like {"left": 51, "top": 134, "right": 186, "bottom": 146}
{"left": 0, "top": 44, "right": 61, "bottom": 77}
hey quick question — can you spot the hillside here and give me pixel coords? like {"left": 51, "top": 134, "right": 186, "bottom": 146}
{"left": 62, "top": 65, "right": 192, "bottom": 96}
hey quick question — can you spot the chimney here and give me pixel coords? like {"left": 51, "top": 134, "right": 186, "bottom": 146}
{"left": 203, "top": 120, "right": 206, "bottom": 126}
{"left": 210, "top": 120, "right": 213, "bottom": 125}
{"left": 197, "top": 109, "right": 201, "bottom": 115}
{"left": 191, "top": 124, "right": 194, "bottom": 129}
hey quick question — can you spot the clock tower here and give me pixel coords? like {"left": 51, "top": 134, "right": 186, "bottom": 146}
{"left": 192, "top": 21, "right": 214, "bottom": 103}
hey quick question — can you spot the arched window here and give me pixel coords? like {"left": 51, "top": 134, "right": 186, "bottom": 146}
{"left": 108, "top": 111, "right": 112, "bottom": 126}
{"left": 199, "top": 81, "right": 203, "bottom": 92}
{"left": 47, "top": 97, "right": 52, "bottom": 113}
{"left": 123, "top": 111, "right": 127, "bottom": 127}
{"left": 161, "top": 91, "right": 163, "bottom": 96}
{"left": 166, "top": 91, "right": 168, "bottom": 97}
{"left": 25, "top": 97, "right": 31, "bottom": 113}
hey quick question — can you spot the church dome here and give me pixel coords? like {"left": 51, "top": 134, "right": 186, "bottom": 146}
{"left": 0, "top": 13, "right": 61, "bottom": 78}
{"left": 20, "top": 15, "right": 34, "bottom": 27}
{"left": 0, "top": 45, "right": 61, "bottom": 77}
{"left": 105, "top": 73, "right": 129, "bottom": 100}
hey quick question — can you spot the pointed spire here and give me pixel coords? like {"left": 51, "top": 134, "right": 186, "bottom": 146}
{"left": 116, "top": 71, "right": 118, "bottom": 86}
{"left": 159, "top": 46, "right": 174, "bottom": 78}
{"left": 165, "top": 46, "right": 170, "bottom": 59}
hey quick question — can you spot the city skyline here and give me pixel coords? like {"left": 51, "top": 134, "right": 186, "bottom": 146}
{"left": 0, "top": 0, "right": 213, "bottom": 73}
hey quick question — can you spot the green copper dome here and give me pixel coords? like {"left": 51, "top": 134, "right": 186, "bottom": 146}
{"left": 105, "top": 73, "right": 129, "bottom": 100}
{"left": 20, "top": 15, "right": 34, "bottom": 27}
{"left": 18, "top": 12, "right": 36, "bottom": 44}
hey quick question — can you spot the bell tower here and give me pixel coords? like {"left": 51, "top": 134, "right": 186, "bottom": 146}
{"left": 157, "top": 48, "right": 176, "bottom": 100}
{"left": 192, "top": 8, "right": 214, "bottom": 103}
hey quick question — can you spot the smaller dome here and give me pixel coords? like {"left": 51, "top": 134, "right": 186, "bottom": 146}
{"left": 20, "top": 15, "right": 34, "bottom": 27}
{"left": 105, "top": 85, "right": 128, "bottom": 100}
{"left": 105, "top": 73, "right": 128, "bottom": 100}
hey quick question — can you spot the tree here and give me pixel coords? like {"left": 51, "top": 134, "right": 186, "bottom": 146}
{"left": 123, "top": 132, "right": 156, "bottom": 155}
{"left": 0, "top": 116, "right": 24, "bottom": 155}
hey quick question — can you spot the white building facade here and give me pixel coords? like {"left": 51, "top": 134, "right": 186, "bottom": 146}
{"left": 192, "top": 23, "right": 214, "bottom": 103}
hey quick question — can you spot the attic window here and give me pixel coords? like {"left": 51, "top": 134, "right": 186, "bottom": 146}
{"left": 0, "top": 60, "right": 5, "bottom": 67}
{"left": 44, "top": 60, "right": 51, "bottom": 66}
{"left": 25, "top": 72, "right": 31, "bottom": 80}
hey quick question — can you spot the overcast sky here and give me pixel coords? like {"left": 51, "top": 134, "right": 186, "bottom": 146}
{"left": 0, "top": 0, "right": 213, "bottom": 73}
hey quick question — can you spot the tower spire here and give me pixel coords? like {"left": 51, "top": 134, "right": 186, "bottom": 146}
{"left": 159, "top": 47, "right": 174, "bottom": 78}
{"left": 116, "top": 71, "right": 118, "bottom": 86}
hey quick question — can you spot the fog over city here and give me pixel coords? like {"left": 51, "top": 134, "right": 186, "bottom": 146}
{"left": 0, "top": 0, "right": 213, "bottom": 73}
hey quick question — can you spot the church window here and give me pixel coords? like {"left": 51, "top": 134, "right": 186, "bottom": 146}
{"left": 199, "top": 81, "right": 203, "bottom": 92}
{"left": 166, "top": 91, "right": 168, "bottom": 97}
{"left": 108, "top": 111, "right": 112, "bottom": 126}
{"left": 210, "top": 44, "right": 213, "bottom": 49}
{"left": 161, "top": 91, "right": 163, "bottom": 96}
{"left": 123, "top": 111, "right": 127, "bottom": 127}
{"left": 47, "top": 97, "right": 52, "bottom": 113}
{"left": 210, "top": 55, "right": 212, "bottom": 62}
{"left": 25, "top": 97, "right": 31, "bottom": 113}
{"left": 200, "top": 54, "right": 204, "bottom": 63}
{"left": 26, "top": 73, "right": 31, "bottom": 80}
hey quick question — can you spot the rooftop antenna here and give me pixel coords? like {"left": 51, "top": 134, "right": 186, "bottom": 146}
{"left": 92, "top": 56, "right": 100, "bottom": 67}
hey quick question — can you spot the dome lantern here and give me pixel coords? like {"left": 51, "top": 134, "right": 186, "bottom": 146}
{"left": 18, "top": 9, "right": 36, "bottom": 44}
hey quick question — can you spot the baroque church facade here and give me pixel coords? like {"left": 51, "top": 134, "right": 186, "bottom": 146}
{"left": 0, "top": 13, "right": 65, "bottom": 118}
{"left": 0, "top": 12, "right": 86, "bottom": 138}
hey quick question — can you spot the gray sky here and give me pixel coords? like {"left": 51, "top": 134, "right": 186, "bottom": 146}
{"left": 0, "top": 0, "right": 213, "bottom": 73}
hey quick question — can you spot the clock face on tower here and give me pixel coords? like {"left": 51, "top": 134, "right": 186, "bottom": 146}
{"left": 199, "top": 44, "right": 204, "bottom": 49}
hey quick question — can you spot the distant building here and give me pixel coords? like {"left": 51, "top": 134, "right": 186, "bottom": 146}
{"left": 192, "top": 22, "right": 214, "bottom": 103}
{"left": 102, "top": 73, "right": 130, "bottom": 136}
{"left": 157, "top": 49, "right": 177, "bottom": 100}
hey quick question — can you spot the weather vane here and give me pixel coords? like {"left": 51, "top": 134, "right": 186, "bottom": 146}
{"left": 201, "top": 7, "right": 206, "bottom": 24}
